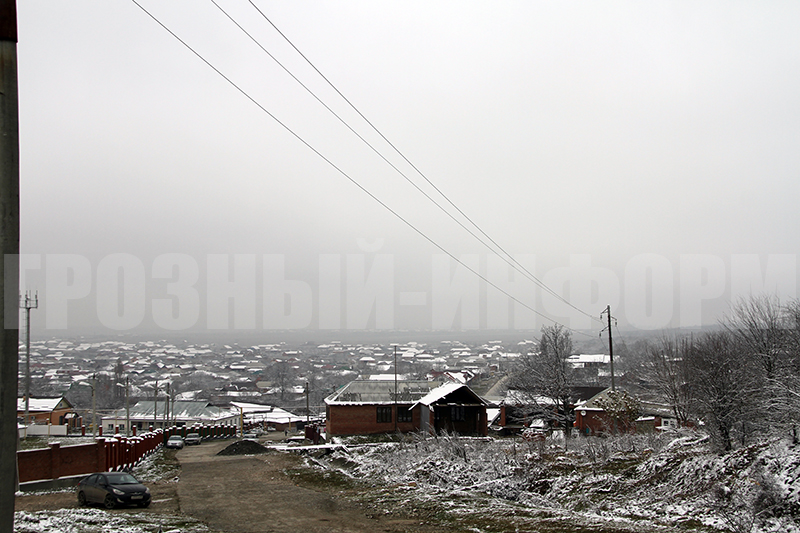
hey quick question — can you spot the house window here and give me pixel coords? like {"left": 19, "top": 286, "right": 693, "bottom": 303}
{"left": 377, "top": 406, "right": 392, "bottom": 424}
{"left": 451, "top": 406, "right": 465, "bottom": 422}
{"left": 397, "top": 406, "right": 412, "bottom": 423}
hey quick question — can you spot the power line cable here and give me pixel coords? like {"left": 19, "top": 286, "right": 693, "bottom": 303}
{"left": 244, "top": 0, "right": 603, "bottom": 326}
{"left": 207, "top": 0, "right": 510, "bottom": 278}
{"left": 129, "top": 0, "right": 596, "bottom": 338}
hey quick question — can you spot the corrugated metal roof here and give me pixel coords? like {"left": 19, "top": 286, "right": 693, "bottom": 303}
{"left": 106, "top": 400, "right": 235, "bottom": 421}
{"left": 324, "top": 380, "right": 441, "bottom": 405}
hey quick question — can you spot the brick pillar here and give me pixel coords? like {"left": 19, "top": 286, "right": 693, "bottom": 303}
{"left": 49, "top": 442, "right": 61, "bottom": 480}
{"left": 95, "top": 438, "right": 106, "bottom": 472}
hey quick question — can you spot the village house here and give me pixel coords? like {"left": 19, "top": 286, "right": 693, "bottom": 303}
{"left": 325, "top": 380, "right": 489, "bottom": 437}
{"left": 497, "top": 386, "right": 606, "bottom": 435}
{"left": 573, "top": 388, "right": 679, "bottom": 435}
{"left": 17, "top": 396, "right": 77, "bottom": 428}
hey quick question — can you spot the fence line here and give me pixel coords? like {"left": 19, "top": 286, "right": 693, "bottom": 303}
{"left": 17, "top": 424, "right": 237, "bottom": 483}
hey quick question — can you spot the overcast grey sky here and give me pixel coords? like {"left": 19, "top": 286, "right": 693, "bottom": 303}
{"left": 16, "top": 1, "right": 800, "bottom": 335}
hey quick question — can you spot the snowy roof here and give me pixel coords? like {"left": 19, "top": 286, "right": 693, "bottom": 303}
{"left": 103, "top": 400, "right": 237, "bottom": 422}
{"left": 566, "top": 354, "right": 610, "bottom": 364}
{"left": 412, "top": 383, "right": 488, "bottom": 409}
{"left": 325, "top": 380, "right": 441, "bottom": 406}
{"left": 230, "top": 402, "right": 303, "bottom": 424}
{"left": 17, "top": 397, "right": 71, "bottom": 412}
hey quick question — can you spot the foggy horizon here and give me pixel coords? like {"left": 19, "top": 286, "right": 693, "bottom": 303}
{"left": 17, "top": 1, "right": 800, "bottom": 336}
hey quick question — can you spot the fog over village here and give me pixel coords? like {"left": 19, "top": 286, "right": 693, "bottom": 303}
{"left": 7, "top": 1, "right": 800, "bottom": 532}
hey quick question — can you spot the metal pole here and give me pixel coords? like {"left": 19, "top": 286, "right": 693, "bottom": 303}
{"left": 21, "top": 291, "right": 36, "bottom": 425}
{"left": 164, "top": 382, "right": 169, "bottom": 427}
{"left": 91, "top": 374, "right": 97, "bottom": 437}
{"left": 606, "top": 305, "right": 615, "bottom": 392}
{"left": 0, "top": 1, "right": 19, "bottom": 528}
{"left": 393, "top": 345, "right": 398, "bottom": 433}
{"left": 153, "top": 380, "right": 158, "bottom": 429}
{"left": 125, "top": 377, "right": 130, "bottom": 437}
{"left": 23, "top": 296, "right": 29, "bottom": 422}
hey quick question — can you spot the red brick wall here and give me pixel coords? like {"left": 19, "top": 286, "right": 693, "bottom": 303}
{"left": 327, "top": 404, "right": 419, "bottom": 436}
{"left": 16, "top": 432, "right": 167, "bottom": 483}
{"left": 17, "top": 442, "right": 104, "bottom": 483}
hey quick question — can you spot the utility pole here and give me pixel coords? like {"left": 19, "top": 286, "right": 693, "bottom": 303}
{"left": 91, "top": 374, "right": 97, "bottom": 437}
{"left": 163, "top": 382, "right": 169, "bottom": 428}
{"left": 305, "top": 381, "right": 309, "bottom": 425}
{"left": 125, "top": 377, "right": 130, "bottom": 437}
{"left": 153, "top": 380, "right": 158, "bottom": 430}
{"left": 20, "top": 291, "right": 37, "bottom": 425}
{"left": 0, "top": 0, "right": 20, "bottom": 529}
{"left": 601, "top": 305, "right": 616, "bottom": 391}
{"left": 393, "top": 344, "right": 398, "bottom": 433}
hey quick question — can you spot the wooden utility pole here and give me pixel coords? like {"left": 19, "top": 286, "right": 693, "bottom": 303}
{"left": 602, "top": 305, "right": 616, "bottom": 391}
{"left": 0, "top": 1, "right": 19, "bottom": 530}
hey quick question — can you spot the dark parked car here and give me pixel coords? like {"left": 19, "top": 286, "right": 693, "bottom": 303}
{"left": 184, "top": 432, "right": 202, "bottom": 445}
{"left": 77, "top": 472, "right": 151, "bottom": 509}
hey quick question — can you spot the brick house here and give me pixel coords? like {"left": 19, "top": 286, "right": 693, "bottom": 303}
{"left": 17, "top": 397, "right": 77, "bottom": 428}
{"left": 325, "top": 380, "right": 488, "bottom": 437}
{"left": 498, "top": 386, "right": 606, "bottom": 435}
{"left": 573, "top": 388, "right": 678, "bottom": 435}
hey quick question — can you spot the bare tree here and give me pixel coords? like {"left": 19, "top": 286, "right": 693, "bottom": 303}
{"left": 723, "top": 295, "right": 788, "bottom": 379}
{"left": 509, "top": 325, "right": 575, "bottom": 442}
{"left": 595, "top": 389, "right": 642, "bottom": 434}
{"left": 762, "top": 298, "right": 800, "bottom": 442}
{"left": 723, "top": 296, "right": 799, "bottom": 441}
{"left": 267, "top": 359, "right": 297, "bottom": 402}
{"left": 643, "top": 336, "right": 693, "bottom": 426}
{"left": 685, "top": 331, "right": 763, "bottom": 451}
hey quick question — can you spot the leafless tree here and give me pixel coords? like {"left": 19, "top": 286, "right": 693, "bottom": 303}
{"left": 643, "top": 336, "right": 693, "bottom": 426}
{"left": 267, "top": 359, "right": 297, "bottom": 402}
{"left": 723, "top": 295, "right": 788, "bottom": 379}
{"left": 508, "top": 324, "right": 575, "bottom": 442}
{"left": 684, "top": 331, "right": 763, "bottom": 451}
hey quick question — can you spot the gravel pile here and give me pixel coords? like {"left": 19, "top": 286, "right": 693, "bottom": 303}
{"left": 217, "top": 439, "right": 269, "bottom": 456}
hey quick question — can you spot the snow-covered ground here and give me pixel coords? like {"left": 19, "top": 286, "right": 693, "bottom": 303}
{"left": 14, "top": 509, "right": 211, "bottom": 533}
{"left": 312, "top": 431, "right": 800, "bottom": 532}
{"left": 13, "top": 447, "right": 198, "bottom": 533}
{"left": 15, "top": 431, "right": 800, "bottom": 532}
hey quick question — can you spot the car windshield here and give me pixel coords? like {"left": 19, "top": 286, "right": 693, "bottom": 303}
{"left": 168, "top": 436, "right": 182, "bottom": 441}
{"left": 187, "top": 433, "right": 199, "bottom": 437}
{"left": 106, "top": 473, "right": 139, "bottom": 485}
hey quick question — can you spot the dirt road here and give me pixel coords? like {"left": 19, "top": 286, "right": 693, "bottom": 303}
{"left": 15, "top": 438, "right": 441, "bottom": 533}
{"left": 176, "top": 440, "right": 395, "bottom": 533}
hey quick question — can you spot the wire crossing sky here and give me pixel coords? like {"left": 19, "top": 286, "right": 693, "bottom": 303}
{"left": 16, "top": 1, "right": 800, "bottom": 335}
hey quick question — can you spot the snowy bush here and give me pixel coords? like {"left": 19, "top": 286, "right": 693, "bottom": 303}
{"left": 314, "top": 431, "right": 800, "bottom": 532}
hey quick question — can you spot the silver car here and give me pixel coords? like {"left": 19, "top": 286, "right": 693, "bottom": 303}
{"left": 184, "top": 432, "right": 202, "bottom": 445}
{"left": 166, "top": 435, "right": 184, "bottom": 449}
